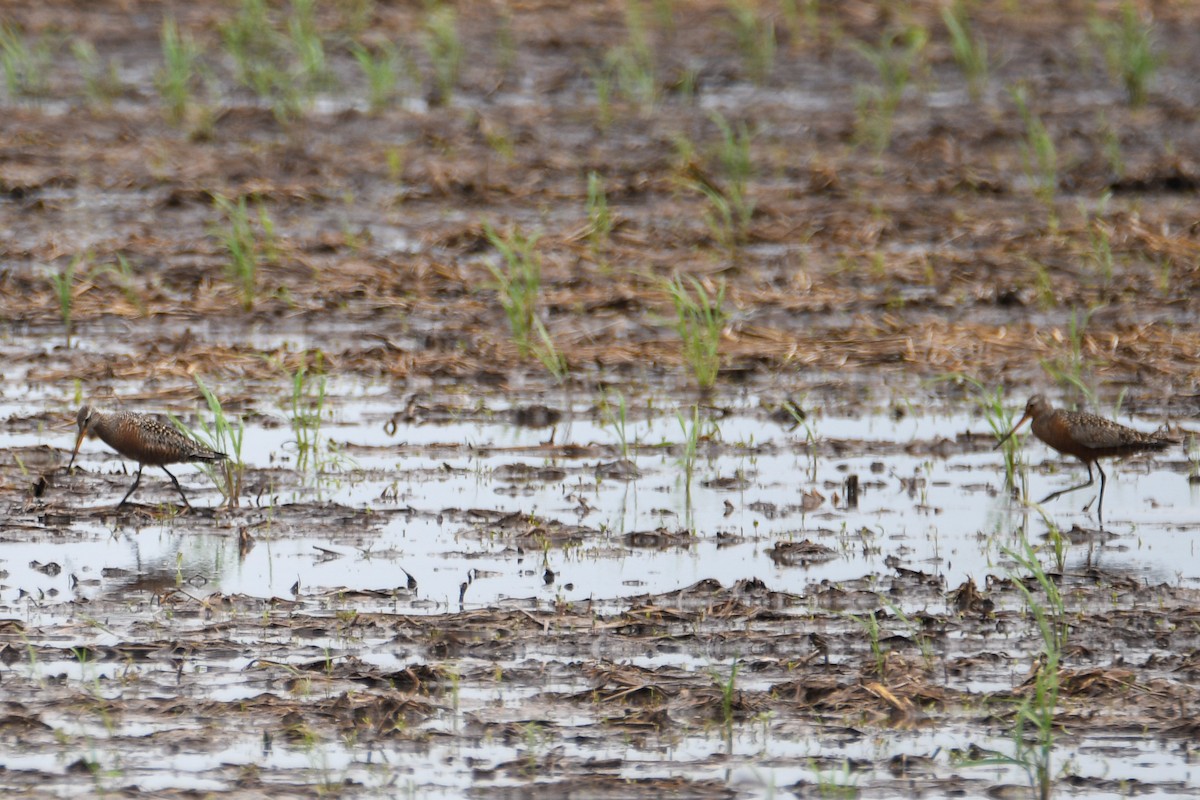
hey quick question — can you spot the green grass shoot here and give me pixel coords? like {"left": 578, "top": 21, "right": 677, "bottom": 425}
{"left": 667, "top": 274, "right": 726, "bottom": 391}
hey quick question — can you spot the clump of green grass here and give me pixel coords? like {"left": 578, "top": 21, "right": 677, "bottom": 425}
{"left": 157, "top": 17, "right": 202, "bottom": 126}
{"left": 667, "top": 274, "right": 726, "bottom": 391}
{"left": 586, "top": 171, "right": 613, "bottom": 268}
{"left": 220, "top": 0, "right": 332, "bottom": 121}
{"left": 483, "top": 223, "right": 543, "bottom": 357}
{"left": 600, "top": 0, "right": 658, "bottom": 116}
{"left": 1155, "top": 255, "right": 1173, "bottom": 295}
{"left": 851, "top": 25, "right": 928, "bottom": 154}
{"left": 711, "top": 113, "right": 756, "bottom": 246}
{"left": 939, "top": 374, "right": 1027, "bottom": 493}
{"left": 336, "top": 0, "right": 376, "bottom": 38}
{"left": 532, "top": 318, "right": 568, "bottom": 383}
{"left": 1039, "top": 307, "right": 1099, "bottom": 404}
{"left": 423, "top": 4, "right": 462, "bottom": 105}
{"left": 780, "top": 0, "right": 811, "bottom": 45}
{"left": 0, "top": 23, "right": 52, "bottom": 99}
{"left": 1079, "top": 192, "right": 1114, "bottom": 289}
{"left": 676, "top": 116, "right": 756, "bottom": 251}
{"left": 288, "top": 0, "right": 330, "bottom": 93}
{"left": 71, "top": 40, "right": 124, "bottom": 106}
{"left": 1020, "top": 257, "right": 1057, "bottom": 309}
{"left": 170, "top": 377, "right": 245, "bottom": 508}
{"left": 941, "top": 1, "right": 987, "bottom": 100}
{"left": 710, "top": 659, "right": 741, "bottom": 731}
{"left": 589, "top": 62, "right": 615, "bottom": 129}
{"left": 727, "top": 0, "right": 775, "bottom": 84}
{"left": 1089, "top": 1, "right": 1159, "bottom": 108}
{"left": 1097, "top": 112, "right": 1125, "bottom": 180}
{"left": 221, "top": 0, "right": 276, "bottom": 90}
{"left": 211, "top": 194, "right": 279, "bottom": 311}
{"left": 351, "top": 42, "right": 400, "bottom": 113}
{"left": 49, "top": 253, "right": 88, "bottom": 348}
{"left": 852, "top": 609, "right": 887, "bottom": 676}
{"left": 967, "top": 534, "right": 1066, "bottom": 800}
{"left": 981, "top": 387, "right": 1023, "bottom": 492}
{"left": 106, "top": 254, "right": 146, "bottom": 315}
{"left": 1011, "top": 84, "right": 1058, "bottom": 227}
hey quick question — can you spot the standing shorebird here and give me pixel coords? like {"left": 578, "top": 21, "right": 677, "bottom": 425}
{"left": 68, "top": 404, "right": 227, "bottom": 509}
{"left": 995, "top": 395, "right": 1175, "bottom": 524}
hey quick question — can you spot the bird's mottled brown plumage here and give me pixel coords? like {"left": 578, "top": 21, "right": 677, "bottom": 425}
{"left": 995, "top": 395, "right": 1175, "bottom": 525}
{"left": 68, "top": 404, "right": 227, "bottom": 508}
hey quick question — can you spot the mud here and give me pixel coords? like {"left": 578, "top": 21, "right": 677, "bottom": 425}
{"left": 2, "top": 1, "right": 1200, "bottom": 797}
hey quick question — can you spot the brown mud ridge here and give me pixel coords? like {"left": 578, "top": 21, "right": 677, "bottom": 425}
{"left": 1, "top": 0, "right": 1200, "bottom": 797}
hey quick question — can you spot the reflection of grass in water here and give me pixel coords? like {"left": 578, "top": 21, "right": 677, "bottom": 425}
{"left": 675, "top": 404, "right": 720, "bottom": 529}
{"left": 288, "top": 352, "right": 328, "bottom": 474}
{"left": 780, "top": 398, "right": 819, "bottom": 480}
{"left": 676, "top": 403, "right": 700, "bottom": 507}
{"left": 599, "top": 389, "right": 630, "bottom": 461}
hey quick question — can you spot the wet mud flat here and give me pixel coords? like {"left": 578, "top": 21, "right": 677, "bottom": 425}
{"left": 4, "top": 538, "right": 1200, "bottom": 798}
{"left": 2, "top": 0, "right": 1200, "bottom": 797}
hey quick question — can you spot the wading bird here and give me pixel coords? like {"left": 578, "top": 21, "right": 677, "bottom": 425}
{"left": 68, "top": 404, "right": 227, "bottom": 509}
{"left": 995, "top": 395, "right": 1175, "bottom": 525}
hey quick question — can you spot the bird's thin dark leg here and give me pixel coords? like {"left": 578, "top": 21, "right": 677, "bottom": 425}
{"left": 161, "top": 466, "right": 193, "bottom": 509}
{"left": 117, "top": 464, "right": 144, "bottom": 508}
{"left": 1039, "top": 460, "right": 1095, "bottom": 505}
{"left": 1091, "top": 462, "right": 1107, "bottom": 526}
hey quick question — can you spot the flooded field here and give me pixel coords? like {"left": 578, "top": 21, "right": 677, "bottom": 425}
{"left": 2, "top": 1, "right": 1200, "bottom": 797}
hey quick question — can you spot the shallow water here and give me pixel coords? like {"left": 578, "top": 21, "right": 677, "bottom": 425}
{"left": 5, "top": 400, "right": 1197, "bottom": 611}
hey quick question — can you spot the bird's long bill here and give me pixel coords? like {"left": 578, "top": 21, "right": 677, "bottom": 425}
{"left": 67, "top": 427, "right": 86, "bottom": 471}
{"left": 994, "top": 411, "right": 1031, "bottom": 450}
